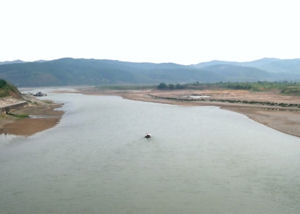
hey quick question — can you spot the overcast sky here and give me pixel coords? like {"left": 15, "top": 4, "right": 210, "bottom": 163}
{"left": 1, "top": 0, "right": 300, "bottom": 64}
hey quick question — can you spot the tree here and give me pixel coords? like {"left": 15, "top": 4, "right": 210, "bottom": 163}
{"left": 175, "top": 83, "right": 184, "bottom": 89}
{"left": 157, "top": 82, "right": 167, "bottom": 90}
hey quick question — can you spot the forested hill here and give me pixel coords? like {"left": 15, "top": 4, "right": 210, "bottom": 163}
{"left": 0, "top": 58, "right": 299, "bottom": 86}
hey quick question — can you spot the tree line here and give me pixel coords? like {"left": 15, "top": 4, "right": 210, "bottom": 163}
{"left": 157, "top": 83, "right": 186, "bottom": 90}
{"left": 156, "top": 81, "right": 300, "bottom": 95}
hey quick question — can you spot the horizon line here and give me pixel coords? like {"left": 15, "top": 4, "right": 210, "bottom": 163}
{"left": 1, "top": 57, "right": 300, "bottom": 65}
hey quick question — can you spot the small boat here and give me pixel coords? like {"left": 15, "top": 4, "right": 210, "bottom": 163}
{"left": 144, "top": 133, "right": 151, "bottom": 139}
{"left": 33, "top": 91, "right": 47, "bottom": 97}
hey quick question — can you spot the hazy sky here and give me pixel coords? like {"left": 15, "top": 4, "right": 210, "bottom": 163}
{"left": 1, "top": 0, "right": 300, "bottom": 64}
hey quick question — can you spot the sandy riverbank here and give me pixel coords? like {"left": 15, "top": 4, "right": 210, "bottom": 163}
{"left": 0, "top": 97, "right": 63, "bottom": 136}
{"left": 71, "top": 88, "right": 300, "bottom": 138}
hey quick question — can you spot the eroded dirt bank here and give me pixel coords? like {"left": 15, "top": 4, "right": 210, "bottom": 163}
{"left": 0, "top": 95, "right": 63, "bottom": 136}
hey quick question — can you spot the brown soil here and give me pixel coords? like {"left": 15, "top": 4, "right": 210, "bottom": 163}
{"left": 0, "top": 100, "right": 63, "bottom": 136}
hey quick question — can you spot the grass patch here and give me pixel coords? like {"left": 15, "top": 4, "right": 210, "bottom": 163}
{"left": 281, "top": 86, "right": 300, "bottom": 95}
{"left": 43, "top": 100, "right": 53, "bottom": 104}
{"left": 7, "top": 113, "right": 29, "bottom": 119}
{"left": 0, "top": 79, "right": 21, "bottom": 98}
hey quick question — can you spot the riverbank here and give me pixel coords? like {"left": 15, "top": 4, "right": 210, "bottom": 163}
{"left": 0, "top": 95, "right": 63, "bottom": 136}
{"left": 70, "top": 88, "right": 300, "bottom": 138}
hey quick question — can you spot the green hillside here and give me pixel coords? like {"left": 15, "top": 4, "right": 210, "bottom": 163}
{"left": 0, "top": 58, "right": 276, "bottom": 86}
{"left": 0, "top": 58, "right": 299, "bottom": 87}
{"left": 0, "top": 79, "right": 22, "bottom": 98}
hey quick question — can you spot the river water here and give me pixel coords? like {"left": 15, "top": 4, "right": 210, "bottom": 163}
{"left": 0, "top": 92, "right": 300, "bottom": 214}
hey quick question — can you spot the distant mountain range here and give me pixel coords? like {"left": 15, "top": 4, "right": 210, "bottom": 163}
{"left": 0, "top": 60, "right": 24, "bottom": 65}
{"left": 0, "top": 58, "right": 300, "bottom": 86}
{"left": 193, "top": 58, "right": 300, "bottom": 74}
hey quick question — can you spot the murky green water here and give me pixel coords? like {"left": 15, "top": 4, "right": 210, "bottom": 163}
{"left": 1, "top": 92, "right": 300, "bottom": 214}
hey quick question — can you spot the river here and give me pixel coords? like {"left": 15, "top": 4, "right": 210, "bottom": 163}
{"left": 0, "top": 92, "right": 300, "bottom": 214}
